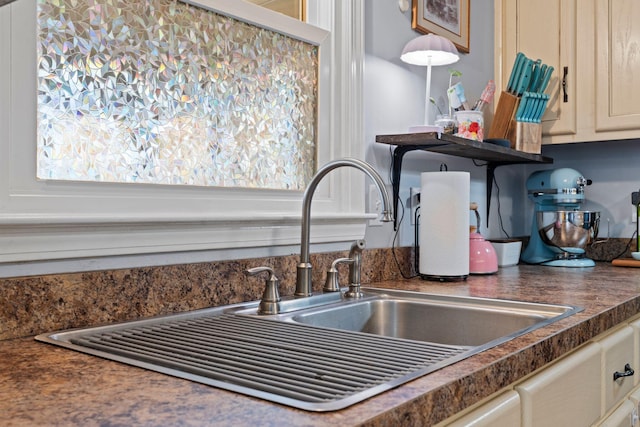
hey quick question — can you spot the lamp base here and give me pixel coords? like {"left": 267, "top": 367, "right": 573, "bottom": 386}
{"left": 408, "top": 125, "right": 443, "bottom": 133}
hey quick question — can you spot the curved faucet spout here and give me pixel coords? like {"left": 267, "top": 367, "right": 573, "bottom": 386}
{"left": 295, "top": 158, "right": 393, "bottom": 297}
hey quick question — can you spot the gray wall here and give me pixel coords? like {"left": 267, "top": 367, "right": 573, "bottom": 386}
{"left": 363, "top": 0, "right": 524, "bottom": 249}
{"left": 532, "top": 141, "right": 640, "bottom": 240}
{"left": 363, "top": 0, "right": 640, "bottom": 249}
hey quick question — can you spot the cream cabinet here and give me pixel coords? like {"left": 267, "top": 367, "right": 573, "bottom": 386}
{"left": 596, "top": 400, "right": 637, "bottom": 427}
{"left": 439, "top": 317, "right": 640, "bottom": 426}
{"left": 495, "top": 0, "right": 640, "bottom": 144}
{"left": 600, "top": 327, "right": 637, "bottom": 414}
{"left": 496, "top": 0, "right": 577, "bottom": 139}
{"left": 443, "top": 391, "right": 521, "bottom": 427}
{"left": 515, "top": 342, "right": 602, "bottom": 427}
{"left": 594, "top": 0, "right": 640, "bottom": 134}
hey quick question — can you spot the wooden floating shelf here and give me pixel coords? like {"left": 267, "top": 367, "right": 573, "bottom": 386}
{"left": 375, "top": 132, "right": 553, "bottom": 165}
{"left": 375, "top": 132, "right": 553, "bottom": 230}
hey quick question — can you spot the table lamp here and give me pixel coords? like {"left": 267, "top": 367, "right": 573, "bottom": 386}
{"left": 401, "top": 34, "right": 459, "bottom": 132}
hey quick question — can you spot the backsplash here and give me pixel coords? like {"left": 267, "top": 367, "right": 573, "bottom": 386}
{"left": 0, "top": 247, "right": 414, "bottom": 340}
{"left": 1, "top": 237, "right": 632, "bottom": 341}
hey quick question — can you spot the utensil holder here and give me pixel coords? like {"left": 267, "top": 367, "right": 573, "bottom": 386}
{"left": 455, "top": 111, "right": 484, "bottom": 141}
{"left": 487, "top": 91, "right": 520, "bottom": 141}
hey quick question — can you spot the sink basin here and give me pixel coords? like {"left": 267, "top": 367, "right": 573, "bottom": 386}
{"left": 284, "top": 288, "right": 578, "bottom": 347}
{"left": 36, "top": 287, "right": 581, "bottom": 412}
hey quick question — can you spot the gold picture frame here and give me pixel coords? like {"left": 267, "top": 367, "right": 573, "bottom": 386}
{"left": 412, "top": 0, "right": 470, "bottom": 53}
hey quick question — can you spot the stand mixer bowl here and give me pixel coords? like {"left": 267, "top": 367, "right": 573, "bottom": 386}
{"left": 536, "top": 211, "right": 600, "bottom": 250}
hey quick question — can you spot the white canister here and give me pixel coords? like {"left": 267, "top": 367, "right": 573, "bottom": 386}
{"left": 419, "top": 171, "right": 470, "bottom": 280}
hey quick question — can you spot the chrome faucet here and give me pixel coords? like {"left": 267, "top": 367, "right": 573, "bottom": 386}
{"left": 295, "top": 158, "right": 393, "bottom": 297}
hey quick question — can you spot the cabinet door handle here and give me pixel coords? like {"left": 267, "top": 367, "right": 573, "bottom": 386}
{"left": 562, "top": 66, "right": 568, "bottom": 103}
{"left": 613, "top": 363, "right": 635, "bottom": 381}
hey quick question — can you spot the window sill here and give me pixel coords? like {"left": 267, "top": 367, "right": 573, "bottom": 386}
{"left": 0, "top": 214, "right": 372, "bottom": 262}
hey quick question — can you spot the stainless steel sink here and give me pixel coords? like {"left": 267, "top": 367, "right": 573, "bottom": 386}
{"left": 36, "top": 288, "right": 581, "bottom": 412}
{"left": 280, "top": 288, "right": 577, "bottom": 347}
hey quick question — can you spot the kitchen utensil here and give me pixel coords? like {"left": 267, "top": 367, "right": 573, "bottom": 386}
{"left": 515, "top": 91, "right": 551, "bottom": 123}
{"left": 612, "top": 258, "right": 640, "bottom": 267}
{"left": 516, "top": 92, "right": 535, "bottom": 122}
{"left": 521, "top": 168, "right": 599, "bottom": 267}
{"left": 538, "top": 65, "right": 554, "bottom": 93}
{"left": 531, "top": 64, "right": 547, "bottom": 92}
{"left": 472, "top": 80, "right": 496, "bottom": 111}
{"left": 507, "top": 52, "right": 526, "bottom": 94}
{"left": 515, "top": 94, "right": 529, "bottom": 121}
{"left": 527, "top": 59, "right": 542, "bottom": 92}
{"left": 447, "top": 82, "right": 469, "bottom": 111}
{"left": 469, "top": 203, "right": 498, "bottom": 274}
{"left": 537, "top": 210, "right": 600, "bottom": 249}
{"left": 515, "top": 58, "right": 533, "bottom": 96}
{"left": 531, "top": 94, "right": 550, "bottom": 122}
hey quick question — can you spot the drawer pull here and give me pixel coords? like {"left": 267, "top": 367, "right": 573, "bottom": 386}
{"left": 613, "top": 363, "right": 635, "bottom": 381}
{"left": 562, "top": 66, "right": 568, "bottom": 103}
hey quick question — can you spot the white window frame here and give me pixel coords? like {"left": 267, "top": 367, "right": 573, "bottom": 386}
{"left": 0, "top": 0, "right": 366, "bottom": 263}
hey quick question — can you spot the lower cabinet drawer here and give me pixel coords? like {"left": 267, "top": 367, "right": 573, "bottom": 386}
{"left": 445, "top": 390, "right": 520, "bottom": 427}
{"left": 596, "top": 400, "right": 636, "bottom": 427}
{"left": 599, "top": 326, "right": 636, "bottom": 414}
{"left": 515, "top": 342, "right": 602, "bottom": 427}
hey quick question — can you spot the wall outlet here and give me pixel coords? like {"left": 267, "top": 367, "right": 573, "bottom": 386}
{"left": 409, "top": 187, "right": 420, "bottom": 225}
{"left": 368, "top": 184, "right": 383, "bottom": 227}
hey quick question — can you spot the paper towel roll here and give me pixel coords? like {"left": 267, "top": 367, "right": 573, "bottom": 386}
{"left": 419, "top": 171, "right": 470, "bottom": 279}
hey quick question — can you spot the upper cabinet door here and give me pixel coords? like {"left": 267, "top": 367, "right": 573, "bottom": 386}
{"left": 497, "top": 0, "right": 640, "bottom": 144}
{"left": 595, "top": 0, "right": 640, "bottom": 132}
{"left": 498, "top": 0, "right": 577, "bottom": 138}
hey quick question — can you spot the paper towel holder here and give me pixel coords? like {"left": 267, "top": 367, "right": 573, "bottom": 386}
{"left": 415, "top": 223, "right": 467, "bottom": 281}
{"left": 420, "top": 268, "right": 468, "bottom": 282}
{"left": 416, "top": 171, "right": 470, "bottom": 282}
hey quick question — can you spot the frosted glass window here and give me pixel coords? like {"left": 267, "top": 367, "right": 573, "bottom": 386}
{"left": 36, "top": 0, "right": 318, "bottom": 190}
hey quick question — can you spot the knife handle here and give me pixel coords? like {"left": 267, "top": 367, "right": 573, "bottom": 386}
{"left": 539, "top": 66, "right": 554, "bottom": 94}
{"left": 528, "top": 59, "right": 542, "bottom": 92}
{"left": 508, "top": 52, "right": 526, "bottom": 93}
{"left": 515, "top": 93, "right": 529, "bottom": 121}
{"left": 515, "top": 59, "right": 533, "bottom": 96}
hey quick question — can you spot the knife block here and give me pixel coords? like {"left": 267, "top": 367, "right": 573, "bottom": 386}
{"left": 487, "top": 91, "right": 519, "bottom": 141}
{"left": 512, "top": 121, "right": 542, "bottom": 154}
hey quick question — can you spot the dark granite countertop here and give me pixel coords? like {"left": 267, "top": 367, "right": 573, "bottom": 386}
{"left": 3, "top": 263, "right": 640, "bottom": 426}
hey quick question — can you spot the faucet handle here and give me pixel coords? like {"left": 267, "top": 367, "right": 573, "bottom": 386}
{"left": 246, "top": 267, "right": 281, "bottom": 315}
{"left": 323, "top": 257, "right": 354, "bottom": 293}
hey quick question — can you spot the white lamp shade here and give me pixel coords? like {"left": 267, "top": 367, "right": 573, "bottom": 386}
{"left": 400, "top": 34, "right": 459, "bottom": 66}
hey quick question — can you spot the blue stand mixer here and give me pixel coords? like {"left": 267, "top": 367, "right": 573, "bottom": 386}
{"left": 521, "top": 168, "right": 600, "bottom": 267}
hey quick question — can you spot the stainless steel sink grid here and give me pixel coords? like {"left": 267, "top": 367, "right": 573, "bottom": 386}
{"left": 37, "top": 311, "right": 469, "bottom": 411}
{"left": 37, "top": 288, "right": 583, "bottom": 412}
